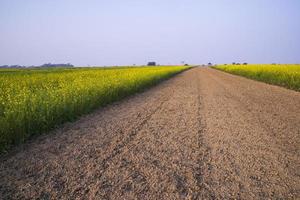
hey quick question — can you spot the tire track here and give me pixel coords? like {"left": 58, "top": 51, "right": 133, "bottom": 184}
{"left": 95, "top": 93, "right": 172, "bottom": 177}
{"left": 191, "top": 70, "right": 215, "bottom": 200}
{"left": 63, "top": 77, "right": 180, "bottom": 199}
{"left": 91, "top": 68, "right": 204, "bottom": 199}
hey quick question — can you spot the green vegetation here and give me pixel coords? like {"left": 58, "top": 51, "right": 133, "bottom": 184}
{"left": 214, "top": 64, "right": 300, "bottom": 91}
{"left": 0, "top": 66, "right": 189, "bottom": 152}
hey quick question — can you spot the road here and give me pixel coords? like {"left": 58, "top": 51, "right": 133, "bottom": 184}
{"left": 0, "top": 67, "right": 299, "bottom": 199}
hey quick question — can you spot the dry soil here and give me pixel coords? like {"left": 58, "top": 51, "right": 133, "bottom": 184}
{"left": 0, "top": 67, "right": 299, "bottom": 199}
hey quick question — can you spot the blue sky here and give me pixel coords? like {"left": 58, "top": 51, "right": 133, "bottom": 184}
{"left": 0, "top": 0, "right": 300, "bottom": 66}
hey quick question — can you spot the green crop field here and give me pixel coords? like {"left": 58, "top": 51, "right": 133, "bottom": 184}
{"left": 0, "top": 66, "right": 189, "bottom": 152}
{"left": 214, "top": 64, "right": 300, "bottom": 91}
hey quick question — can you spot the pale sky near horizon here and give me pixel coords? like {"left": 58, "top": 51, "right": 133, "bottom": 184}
{"left": 0, "top": 0, "right": 300, "bottom": 66}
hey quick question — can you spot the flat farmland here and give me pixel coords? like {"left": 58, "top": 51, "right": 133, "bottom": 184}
{"left": 214, "top": 64, "right": 300, "bottom": 91}
{"left": 0, "top": 66, "right": 188, "bottom": 152}
{"left": 0, "top": 67, "right": 299, "bottom": 199}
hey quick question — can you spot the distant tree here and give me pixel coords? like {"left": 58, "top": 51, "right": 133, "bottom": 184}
{"left": 243, "top": 62, "right": 248, "bottom": 65}
{"left": 208, "top": 63, "right": 212, "bottom": 66}
{"left": 147, "top": 62, "right": 156, "bottom": 66}
{"left": 1, "top": 65, "right": 25, "bottom": 68}
{"left": 232, "top": 62, "right": 236, "bottom": 65}
{"left": 41, "top": 63, "right": 74, "bottom": 68}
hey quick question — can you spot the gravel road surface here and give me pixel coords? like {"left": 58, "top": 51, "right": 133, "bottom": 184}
{"left": 0, "top": 67, "right": 299, "bottom": 199}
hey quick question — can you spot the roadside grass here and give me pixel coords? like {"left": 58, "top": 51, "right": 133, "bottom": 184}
{"left": 213, "top": 64, "right": 300, "bottom": 91}
{"left": 0, "top": 66, "right": 189, "bottom": 152}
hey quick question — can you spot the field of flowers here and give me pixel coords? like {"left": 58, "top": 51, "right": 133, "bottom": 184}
{"left": 214, "top": 64, "right": 300, "bottom": 91}
{"left": 0, "top": 66, "right": 189, "bottom": 152}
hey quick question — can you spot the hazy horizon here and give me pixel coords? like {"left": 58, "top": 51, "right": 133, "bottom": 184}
{"left": 1, "top": 0, "right": 300, "bottom": 66}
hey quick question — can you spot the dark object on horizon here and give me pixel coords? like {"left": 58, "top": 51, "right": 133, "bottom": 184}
{"left": 208, "top": 63, "right": 212, "bottom": 66}
{"left": 184, "top": 64, "right": 189, "bottom": 66}
{"left": 272, "top": 63, "right": 277, "bottom": 65}
{"left": 0, "top": 65, "right": 25, "bottom": 68}
{"left": 41, "top": 63, "right": 74, "bottom": 68}
{"left": 243, "top": 63, "right": 248, "bottom": 65}
{"left": 232, "top": 62, "right": 236, "bottom": 65}
{"left": 147, "top": 62, "right": 156, "bottom": 66}
{"left": 236, "top": 63, "right": 241, "bottom": 65}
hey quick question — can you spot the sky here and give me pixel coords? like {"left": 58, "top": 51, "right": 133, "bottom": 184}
{"left": 0, "top": 0, "right": 300, "bottom": 66}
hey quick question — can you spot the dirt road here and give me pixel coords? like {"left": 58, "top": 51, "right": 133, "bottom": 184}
{"left": 0, "top": 67, "right": 299, "bottom": 199}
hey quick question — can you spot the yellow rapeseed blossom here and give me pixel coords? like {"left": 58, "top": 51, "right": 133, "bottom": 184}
{"left": 0, "top": 66, "right": 189, "bottom": 151}
{"left": 214, "top": 64, "right": 300, "bottom": 91}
